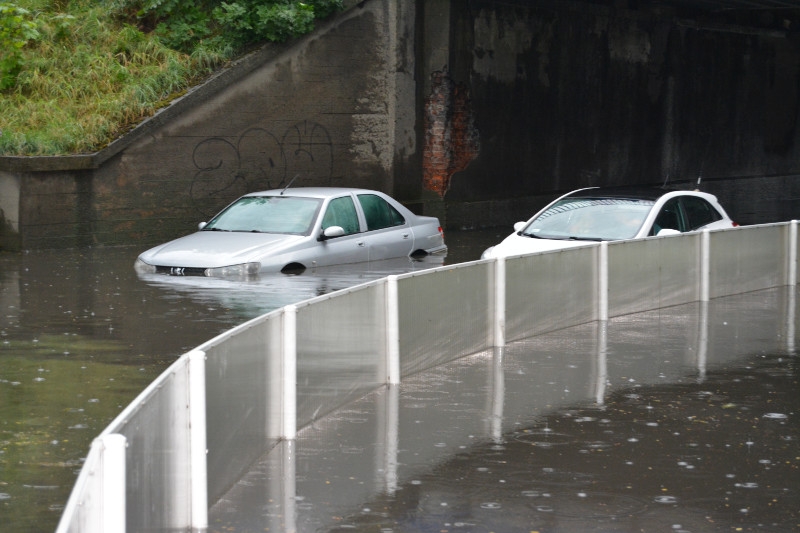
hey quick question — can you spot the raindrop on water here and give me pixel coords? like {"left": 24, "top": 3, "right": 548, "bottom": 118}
{"left": 654, "top": 495, "right": 678, "bottom": 504}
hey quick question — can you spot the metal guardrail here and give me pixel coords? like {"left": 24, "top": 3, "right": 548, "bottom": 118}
{"left": 55, "top": 222, "right": 798, "bottom": 532}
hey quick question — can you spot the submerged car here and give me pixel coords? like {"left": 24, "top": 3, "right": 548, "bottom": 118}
{"left": 481, "top": 186, "right": 737, "bottom": 259}
{"left": 135, "top": 187, "right": 447, "bottom": 276}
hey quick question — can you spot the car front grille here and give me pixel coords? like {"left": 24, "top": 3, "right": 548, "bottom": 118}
{"left": 155, "top": 266, "right": 207, "bottom": 276}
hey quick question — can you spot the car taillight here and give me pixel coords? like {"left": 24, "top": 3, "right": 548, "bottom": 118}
{"left": 438, "top": 226, "right": 444, "bottom": 237}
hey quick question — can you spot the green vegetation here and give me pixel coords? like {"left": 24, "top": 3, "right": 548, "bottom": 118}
{"left": 0, "top": 0, "right": 342, "bottom": 156}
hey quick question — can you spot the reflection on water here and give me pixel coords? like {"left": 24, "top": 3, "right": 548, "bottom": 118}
{"left": 0, "top": 231, "right": 496, "bottom": 533}
{"left": 3, "top": 229, "right": 796, "bottom": 533}
{"left": 211, "top": 291, "right": 798, "bottom": 532}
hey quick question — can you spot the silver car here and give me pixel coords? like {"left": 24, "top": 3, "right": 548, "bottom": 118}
{"left": 135, "top": 187, "right": 447, "bottom": 276}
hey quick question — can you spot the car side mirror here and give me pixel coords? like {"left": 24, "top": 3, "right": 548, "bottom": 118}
{"left": 319, "top": 225, "right": 345, "bottom": 241}
{"left": 198, "top": 222, "right": 207, "bottom": 230}
{"left": 513, "top": 221, "right": 526, "bottom": 233}
{"left": 657, "top": 228, "right": 681, "bottom": 236}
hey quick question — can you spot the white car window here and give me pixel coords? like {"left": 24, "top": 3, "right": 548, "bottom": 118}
{"left": 682, "top": 196, "right": 723, "bottom": 230}
{"left": 651, "top": 198, "right": 684, "bottom": 235}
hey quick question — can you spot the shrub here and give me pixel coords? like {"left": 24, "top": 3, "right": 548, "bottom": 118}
{"left": 0, "top": 2, "right": 39, "bottom": 90}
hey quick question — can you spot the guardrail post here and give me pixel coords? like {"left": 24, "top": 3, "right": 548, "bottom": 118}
{"left": 282, "top": 305, "right": 297, "bottom": 440}
{"left": 700, "top": 229, "right": 711, "bottom": 302}
{"left": 493, "top": 257, "right": 506, "bottom": 347}
{"left": 100, "top": 433, "right": 127, "bottom": 533}
{"left": 386, "top": 276, "right": 400, "bottom": 384}
{"left": 598, "top": 242, "right": 609, "bottom": 321}
{"left": 187, "top": 350, "right": 208, "bottom": 529}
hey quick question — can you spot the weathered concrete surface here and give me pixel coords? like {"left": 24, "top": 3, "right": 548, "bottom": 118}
{"left": 438, "top": 0, "right": 800, "bottom": 228}
{"left": 2, "top": 0, "right": 800, "bottom": 249}
{"left": 0, "top": 172, "right": 20, "bottom": 250}
{"left": 0, "top": 0, "right": 418, "bottom": 249}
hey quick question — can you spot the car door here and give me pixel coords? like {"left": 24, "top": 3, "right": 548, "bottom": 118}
{"left": 311, "top": 195, "right": 370, "bottom": 267}
{"left": 356, "top": 193, "right": 414, "bottom": 261}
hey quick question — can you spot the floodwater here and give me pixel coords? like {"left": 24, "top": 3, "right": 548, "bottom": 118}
{"left": 210, "top": 290, "right": 799, "bottom": 533}
{"left": 0, "top": 229, "right": 504, "bottom": 533}
{"left": 1, "top": 229, "right": 798, "bottom": 532}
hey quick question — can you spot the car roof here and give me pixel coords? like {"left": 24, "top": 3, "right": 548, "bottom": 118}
{"left": 565, "top": 185, "right": 703, "bottom": 202}
{"left": 246, "top": 187, "right": 378, "bottom": 199}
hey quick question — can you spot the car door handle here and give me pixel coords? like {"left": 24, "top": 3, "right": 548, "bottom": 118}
{"left": 357, "top": 241, "right": 366, "bottom": 247}
{"left": 402, "top": 233, "right": 409, "bottom": 239}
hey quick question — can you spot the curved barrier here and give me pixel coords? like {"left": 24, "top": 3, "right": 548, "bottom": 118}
{"left": 56, "top": 222, "right": 799, "bottom": 532}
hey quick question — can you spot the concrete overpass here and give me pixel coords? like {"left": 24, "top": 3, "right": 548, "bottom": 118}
{"left": 2, "top": 0, "right": 800, "bottom": 250}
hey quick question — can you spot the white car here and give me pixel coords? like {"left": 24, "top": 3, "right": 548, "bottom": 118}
{"left": 135, "top": 187, "right": 447, "bottom": 276}
{"left": 481, "top": 186, "right": 737, "bottom": 259}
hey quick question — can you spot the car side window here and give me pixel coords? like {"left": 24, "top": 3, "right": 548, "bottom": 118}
{"left": 357, "top": 194, "right": 406, "bottom": 231}
{"left": 651, "top": 198, "right": 684, "bottom": 236}
{"left": 682, "top": 196, "right": 722, "bottom": 230}
{"left": 321, "top": 196, "right": 360, "bottom": 235}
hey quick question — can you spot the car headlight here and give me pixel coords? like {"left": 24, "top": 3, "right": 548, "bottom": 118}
{"left": 134, "top": 258, "right": 156, "bottom": 274}
{"left": 204, "top": 262, "right": 261, "bottom": 277}
{"left": 480, "top": 246, "right": 495, "bottom": 260}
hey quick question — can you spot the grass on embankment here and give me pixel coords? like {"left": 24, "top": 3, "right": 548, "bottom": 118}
{"left": 0, "top": 0, "right": 341, "bottom": 156}
{"left": 0, "top": 0, "right": 227, "bottom": 156}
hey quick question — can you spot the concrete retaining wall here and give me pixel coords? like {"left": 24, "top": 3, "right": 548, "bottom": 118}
{"left": 0, "top": 0, "right": 419, "bottom": 250}
{"left": 2, "top": 0, "right": 799, "bottom": 250}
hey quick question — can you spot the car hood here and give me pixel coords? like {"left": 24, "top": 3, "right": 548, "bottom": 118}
{"left": 138, "top": 231, "right": 306, "bottom": 268}
{"left": 484, "top": 232, "right": 598, "bottom": 259}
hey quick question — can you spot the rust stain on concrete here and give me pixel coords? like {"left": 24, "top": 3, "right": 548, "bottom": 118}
{"left": 423, "top": 70, "right": 480, "bottom": 198}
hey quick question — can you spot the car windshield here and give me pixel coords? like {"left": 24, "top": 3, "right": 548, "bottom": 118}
{"left": 203, "top": 196, "right": 323, "bottom": 234}
{"left": 521, "top": 197, "right": 655, "bottom": 240}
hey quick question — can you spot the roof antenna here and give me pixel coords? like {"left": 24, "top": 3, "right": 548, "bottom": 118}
{"left": 280, "top": 174, "right": 300, "bottom": 195}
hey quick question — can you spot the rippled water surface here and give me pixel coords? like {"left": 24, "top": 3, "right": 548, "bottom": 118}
{"left": 1, "top": 229, "right": 798, "bottom": 533}
{"left": 212, "top": 296, "right": 799, "bottom": 533}
{"left": 0, "top": 230, "right": 503, "bottom": 533}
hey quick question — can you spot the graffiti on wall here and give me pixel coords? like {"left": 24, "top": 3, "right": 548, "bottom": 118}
{"left": 190, "top": 120, "right": 333, "bottom": 218}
